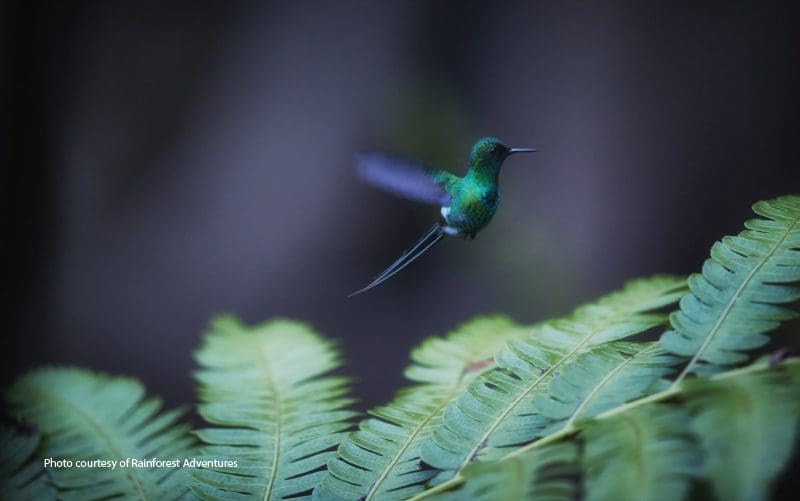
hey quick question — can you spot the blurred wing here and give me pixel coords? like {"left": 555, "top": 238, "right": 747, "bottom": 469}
{"left": 355, "top": 152, "right": 451, "bottom": 205}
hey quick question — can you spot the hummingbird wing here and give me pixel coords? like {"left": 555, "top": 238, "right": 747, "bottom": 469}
{"left": 349, "top": 224, "right": 444, "bottom": 297}
{"left": 355, "top": 153, "right": 453, "bottom": 205}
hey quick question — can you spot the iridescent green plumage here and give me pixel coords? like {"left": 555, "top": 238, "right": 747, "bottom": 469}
{"left": 350, "top": 137, "right": 536, "bottom": 296}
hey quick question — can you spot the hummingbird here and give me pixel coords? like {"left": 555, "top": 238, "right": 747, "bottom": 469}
{"left": 349, "top": 137, "right": 536, "bottom": 296}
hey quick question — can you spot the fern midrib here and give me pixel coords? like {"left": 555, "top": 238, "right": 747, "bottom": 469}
{"left": 675, "top": 213, "right": 799, "bottom": 383}
{"left": 255, "top": 339, "right": 282, "bottom": 501}
{"left": 704, "top": 378, "right": 759, "bottom": 495}
{"left": 619, "top": 413, "right": 649, "bottom": 500}
{"left": 563, "top": 344, "right": 656, "bottom": 429}
{"left": 736, "top": 380, "right": 758, "bottom": 496}
{"left": 24, "top": 387, "right": 148, "bottom": 500}
{"left": 508, "top": 457, "right": 525, "bottom": 500}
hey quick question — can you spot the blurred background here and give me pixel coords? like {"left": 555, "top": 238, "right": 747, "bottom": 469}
{"left": 5, "top": 0, "right": 800, "bottom": 427}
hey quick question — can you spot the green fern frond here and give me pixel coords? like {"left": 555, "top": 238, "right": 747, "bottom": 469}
{"left": 683, "top": 362, "right": 800, "bottom": 501}
{"left": 5, "top": 368, "right": 195, "bottom": 500}
{"left": 530, "top": 342, "right": 680, "bottom": 435}
{"left": 317, "top": 316, "right": 530, "bottom": 500}
{"left": 420, "top": 276, "right": 686, "bottom": 481}
{"left": 192, "top": 316, "right": 355, "bottom": 501}
{"left": 661, "top": 195, "right": 800, "bottom": 378}
{"left": 0, "top": 426, "right": 55, "bottom": 500}
{"left": 417, "top": 359, "right": 800, "bottom": 501}
{"left": 430, "top": 443, "right": 578, "bottom": 501}
{"left": 582, "top": 404, "right": 699, "bottom": 501}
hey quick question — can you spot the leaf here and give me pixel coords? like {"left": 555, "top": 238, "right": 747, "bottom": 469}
{"left": 0, "top": 425, "right": 55, "bottom": 500}
{"left": 192, "top": 316, "right": 356, "bottom": 501}
{"left": 414, "top": 359, "right": 800, "bottom": 501}
{"left": 530, "top": 342, "right": 680, "bottom": 435}
{"left": 420, "top": 276, "right": 687, "bottom": 482}
{"left": 316, "top": 316, "right": 530, "bottom": 500}
{"left": 683, "top": 362, "right": 800, "bottom": 501}
{"left": 5, "top": 368, "right": 195, "bottom": 500}
{"left": 430, "top": 443, "right": 578, "bottom": 501}
{"left": 661, "top": 195, "right": 800, "bottom": 377}
{"left": 581, "top": 404, "right": 699, "bottom": 501}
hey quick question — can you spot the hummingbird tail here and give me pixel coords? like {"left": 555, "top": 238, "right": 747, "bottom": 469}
{"left": 348, "top": 224, "right": 444, "bottom": 297}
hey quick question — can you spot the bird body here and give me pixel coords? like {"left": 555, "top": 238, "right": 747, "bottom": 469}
{"left": 441, "top": 171, "right": 500, "bottom": 238}
{"left": 350, "top": 137, "right": 535, "bottom": 296}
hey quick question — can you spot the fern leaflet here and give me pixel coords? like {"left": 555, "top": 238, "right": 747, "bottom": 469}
{"left": 683, "top": 362, "right": 800, "bottom": 500}
{"left": 661, "top": 195, "right": 800, "bottom": 378}
{"left": 430, "top": 443, "right": 577, "bottom": 501}
{"left": 582, "top": 404, "right": 699, "bottom": 501}
{"left": 192, "top": 317, "right": 355, "bottom": 500}
{"left": 5, "top": 368, "right": 195, "bottom": 500}
{"left": 0, "top": 426, "right": 55, "bottom": 500}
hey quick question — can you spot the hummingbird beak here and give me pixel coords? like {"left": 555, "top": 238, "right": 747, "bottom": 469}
{"left": 508, "top": 147, "right": 537, "bottom": 155}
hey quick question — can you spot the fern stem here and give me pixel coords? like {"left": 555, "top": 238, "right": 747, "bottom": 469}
{"left": 673, "top": 212, "right": 799, "bottom": 384}
{"left": 408, "top": 476, "right": 466, "bottom": 500}
{"left": 409, "top": 358, "right": 799, "bottom": 500}
{"left": 256, "top": 341, "right": 282, "bottom": 501}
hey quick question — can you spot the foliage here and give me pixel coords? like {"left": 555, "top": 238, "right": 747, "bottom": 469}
{"left": 429, "top": 442, "right": 578, "bottom": 501}
{"left": 0, "top": 425, "right": 55, "bottom": 500}
{"left": 683, "top": 364, "right": 800, "bottom": 501}
{"left": 1, "top": 194, "right": 799, "bottom": 500}
{"left": 317, "top": 316, "right": 529, "bottom": 500}
{"left": 191, "top": 317, "right": 356, "bottom": 500}
{"left": 5, "top": 368, "right": 195, "bottom": 500}
{"left": 419, "top": 276, "right": 687, "bottom": 483}
{"left": 581, "top": 404, "right": 698, "bottom": 501}
{"left": 661, "top": 195, "right": 800, "bottom": 377}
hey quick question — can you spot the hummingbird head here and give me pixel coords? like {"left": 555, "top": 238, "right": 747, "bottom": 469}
{"left": 470, "top": 137, "right": 536, "bottom": 173}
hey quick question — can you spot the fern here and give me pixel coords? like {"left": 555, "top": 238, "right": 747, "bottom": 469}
{"left": 430, "top": 443, "right": 577, "bottom": 501}
{"left": 317, "top": 316, "right": 530, "bottom": 500}
{"left": 3, "top": 195, "right": 800, "bottom": 501}
{"left": 580, "top": 360, "right": 800, "bottom": 501}
{"left": 414, "top": 196, "right": 800, "bottom": 498}
{"left": 582, "top": 404, "right": 699, "bottom": 501}
{"left": 5, "top": 368, "right": 195, "bottom": 500}
{"left": 191, "top": 316, "right": 355, "bottom": 500}
{"left": 683, "top": 364, "right": 800, "bottom": 501}
{"left": 422, "top": 358, "right": 800, "bottom": 501}
{"left": 0, "top": 426, "right": 55, "bottom": 500}
{"left": 420, "top": 276, "right": 687, "bottom": 481}
{"left": 529, "top": 342, "right": 679, "bottom": 435}
{"left": 661, "top": 195, "right": 800, "bottom": 378}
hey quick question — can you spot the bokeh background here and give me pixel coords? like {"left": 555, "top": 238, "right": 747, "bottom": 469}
{"left": 6, "top": 0, "right": 799, "bottom": 435}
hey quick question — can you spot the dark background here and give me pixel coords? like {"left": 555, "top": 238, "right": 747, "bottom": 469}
{"left": 4, "top": 0, "right": 799, "bottom": 481}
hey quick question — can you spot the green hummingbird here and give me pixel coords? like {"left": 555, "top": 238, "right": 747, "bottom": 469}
{"left": 349, "top": 137, "right": 536, "bottom": 296}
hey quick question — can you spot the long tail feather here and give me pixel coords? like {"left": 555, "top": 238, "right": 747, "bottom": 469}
{"left": 349, "top": 224, "right": 444, "bottom": 297}
{"left": 369, "top": 224, "right": 440, "bottom": 283}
